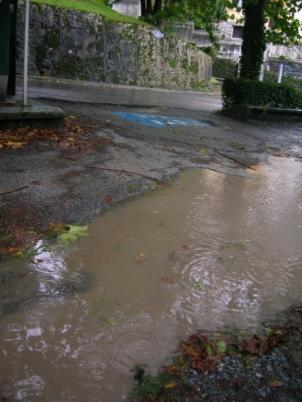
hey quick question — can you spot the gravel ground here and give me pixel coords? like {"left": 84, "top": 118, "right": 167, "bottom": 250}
{"left": 133, "top": 307, "right": 302, "bottom": 402}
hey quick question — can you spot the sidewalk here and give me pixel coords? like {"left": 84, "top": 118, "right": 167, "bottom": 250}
{"left": 16, "top": 76, "right": 222, "bottom": 112}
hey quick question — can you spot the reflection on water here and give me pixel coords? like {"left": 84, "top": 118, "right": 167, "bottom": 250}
{"left": 1, "top": 157, "right": 302, "bottom": 401}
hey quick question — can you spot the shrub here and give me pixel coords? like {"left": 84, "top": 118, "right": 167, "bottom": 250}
{"left": 222, "top": 78, "right": 302, "bottom": 109}
{"left": 213, "top": 58, "right": 238, "bottom": 79}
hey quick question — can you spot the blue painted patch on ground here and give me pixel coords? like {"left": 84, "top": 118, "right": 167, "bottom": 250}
{"left": 111, "top": 112, "right": 210, "bottom": 128}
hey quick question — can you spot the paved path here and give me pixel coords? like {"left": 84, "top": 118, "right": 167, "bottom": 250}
{"left": 17, "top": 77, "right": 222, "bottom": 112}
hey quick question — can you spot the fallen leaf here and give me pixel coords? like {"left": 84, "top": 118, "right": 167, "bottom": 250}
{"left": 216, "top": 340, "right": 227, "bottom": 354}
{"left": 165, "top": 381, "right": 176, "bottom": 389}
{"left": 135, "top": 252, "right": 145, "bottom": 264}
{"left": 4, "top": 141, "right": 26, "bottom": 149}
{"left": 58, "top": 225, "right": 88, "bottom": 243}
{"left": 103, "top": 195, "right": 113, "bottom": 204}
{"left": 270, "top": 379, "right": 284, "bottom": 389}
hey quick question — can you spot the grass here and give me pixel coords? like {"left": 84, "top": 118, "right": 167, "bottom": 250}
{"left": 32, "top": 0, "right": 144, "bottom": 24}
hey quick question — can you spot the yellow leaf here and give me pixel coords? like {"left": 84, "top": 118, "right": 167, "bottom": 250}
{"left": 4, "top": 141, "right": 25, "bottom": 149}
{"left": 165, "top": 381, "right": 176, "bottom": 389}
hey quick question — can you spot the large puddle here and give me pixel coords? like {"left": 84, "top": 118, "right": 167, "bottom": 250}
{"left": 1, "top": 157, "right": 302, "bottom": 401}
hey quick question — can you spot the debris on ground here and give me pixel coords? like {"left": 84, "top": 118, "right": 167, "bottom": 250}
{"left": 0, "top": 117, "right": 112, "bottom": 151}
{"left": 132, "top": 307, "right": 302, "bottom": 401}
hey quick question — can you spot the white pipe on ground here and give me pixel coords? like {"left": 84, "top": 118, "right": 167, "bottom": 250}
{"left": 277, "top": 63, "right": 284, "bottom": 84}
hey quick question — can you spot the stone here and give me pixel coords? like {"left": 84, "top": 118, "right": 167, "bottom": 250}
{"left": 16, "top": 3, "right": 212, "bottom": 90}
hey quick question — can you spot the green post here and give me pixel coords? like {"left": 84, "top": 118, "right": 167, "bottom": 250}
{"left": 0, "top": 0, "right": 10, "bottom": 98}
{"left": 0, "top": 0, "right": 17, "bottom": 99}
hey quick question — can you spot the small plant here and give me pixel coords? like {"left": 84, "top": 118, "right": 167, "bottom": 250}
{"left": 132, "top": 364, "right": 171, "bottom": 401}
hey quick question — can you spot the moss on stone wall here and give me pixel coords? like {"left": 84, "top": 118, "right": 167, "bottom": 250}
{"left": 17, "top": 3, "right": 212, "bottom": 90}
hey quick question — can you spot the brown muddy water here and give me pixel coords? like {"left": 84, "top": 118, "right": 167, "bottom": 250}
{"left": 1, "top": 157, "right": 302, "bottom": 401}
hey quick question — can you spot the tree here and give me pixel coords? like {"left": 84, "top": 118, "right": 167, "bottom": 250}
{"left": 143, "top": 0, "right": 302, "bottom": 80}
{"left": 140, "top": 0, "right": 229, "bottom": 40}
{"left": 240, "top": 0, "right": 302, "bottom": 80}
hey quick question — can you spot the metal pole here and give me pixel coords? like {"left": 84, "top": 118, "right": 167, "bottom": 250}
{"left": 277, "top": 63, "right": 284, "bottom": 84}
{"left": 23, "top": 0, "right": 30, "bottom": 107}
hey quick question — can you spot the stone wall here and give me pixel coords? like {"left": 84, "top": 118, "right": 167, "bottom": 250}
{"left": 17, "top": 3, "right": 212, "bottom": 90}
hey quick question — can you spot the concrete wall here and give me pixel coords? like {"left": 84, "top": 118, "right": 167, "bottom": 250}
{"left": 17, "top": 3, "right": 212, "bottom": 90}
{"left": 112, "top": 0, "right": 141, "bottom": 18}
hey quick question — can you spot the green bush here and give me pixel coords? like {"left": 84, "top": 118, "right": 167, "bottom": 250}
{"left": 213, "top": 58, "right": 238, "bottom": 79}
{"left": 222, "top": 78, "right": 302, "bottom": 109}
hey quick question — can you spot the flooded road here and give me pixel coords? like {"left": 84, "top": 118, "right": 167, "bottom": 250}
{"left": 1, "top": 157, "right": 302, "bottom": 401}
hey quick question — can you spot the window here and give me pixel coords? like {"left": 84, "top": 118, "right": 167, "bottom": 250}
{"left": 232, "top": 25, "right": 244, "bottom": 39}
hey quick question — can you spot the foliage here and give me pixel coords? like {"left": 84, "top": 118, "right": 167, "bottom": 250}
{"left": 46, "top": 223, "right": 89, "bottom": 243}
{"left": 0, "top": 117, "right": 112, "bottom": 151}
{"left": 264, "top": 70, "right": 302, "bottom": 90}
{"left": 266, "top": 0, "right": 302, "bottom": 45}
{"left": 240, "top": 0, "right": 266, "bottom": 80}
{"left": 33, "top": 0, "right": 143, "bottom": 24}
{"left": 222, "top": 77, "right": 302, "bottom": 109}
{"left": 141, "top": 0, "right": 229, "bottom": 40}
{"left": 57, "top": 225, "right": 88, "bottom": 243}
{"left": 239, "top": 0, "right": 302, "bottom": 79}
{"left": 131, "top": 327, "right": 288, "bottom": 401}
{"left": 203, "top": 46, "right": 218, "bottom": 60}
{"left": 213, "top": 58, "right": 238, "bottom": 79}
{"left": 132, "top": 364, "right": 171, "bottom": 400}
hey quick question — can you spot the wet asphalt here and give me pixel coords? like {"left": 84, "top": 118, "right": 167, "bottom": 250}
{"left": 1, "top": 78, "right": 302, "bottom": 238}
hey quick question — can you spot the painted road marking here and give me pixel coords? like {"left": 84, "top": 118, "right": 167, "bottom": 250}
{"left": 111, "top": 112, "right": 210, "bottom": 128}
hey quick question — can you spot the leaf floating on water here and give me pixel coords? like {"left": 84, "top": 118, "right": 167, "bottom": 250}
{"left": 127, "top": 184, "right": 137, "bottom": 193}
{"left": 194, "top": 279, "right": 204, "bottom": 289}
{"left": 216, "top": 340, "right": 227, "bottom": 354}
{"left": 58, "top": 225, "right": 88, "bottom": 243}
{"left": 99, "top": 316, "right": 116, "bottom": 326}
{"left": 93, "top": 296, "right": 112, "bottom": 305}
{"left": 135, "top": 252, "right": 145, "bottom": 264}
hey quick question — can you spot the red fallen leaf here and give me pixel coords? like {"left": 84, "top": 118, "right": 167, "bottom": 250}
{"left": 103, "top": 195, "right": 113, "bottom": 204}
{"left": 191, "top": 357, "right": 215, "bottom": 372}
{"left": 270, "top": 379, "right": 284, "bottom": 389}
{"left": 165, "top": 365, "right": 181, "bottom": 374}
{"left": 7, "top": 247, "right": 21, "bottom": 254}
{"left": 242, "top": 335, "right": 269, "bottom": 355}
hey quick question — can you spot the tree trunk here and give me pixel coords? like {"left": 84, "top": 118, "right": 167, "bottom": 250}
{"left": 140, "top": 0, "right": 146, "bottom": 16}
{"left": 240, "top": 0, "right": 267, "bottom": 80}
{"left": 152, "top": 0, "right": 163, "bottom": 14}
{"left": 146, "top": 0, "right": 152, "bottom": 14}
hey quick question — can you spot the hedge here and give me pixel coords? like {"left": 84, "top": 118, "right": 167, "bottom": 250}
{"left": 222, "top": 78, "right": 302, "bottom": 110}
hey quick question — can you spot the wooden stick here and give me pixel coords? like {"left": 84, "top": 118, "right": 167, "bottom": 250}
{"left": 85, "top": 166, "right": 165, "bottom": 185}
{"left": 215, "top": 150, "right": 257, "bottom": 171}
{"left": 0, "top": 185, "right": 29, "bottom": 196}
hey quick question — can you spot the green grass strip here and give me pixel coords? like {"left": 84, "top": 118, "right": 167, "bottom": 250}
{"left": 32, "top": 0, "right": 144, "bottom": 24}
